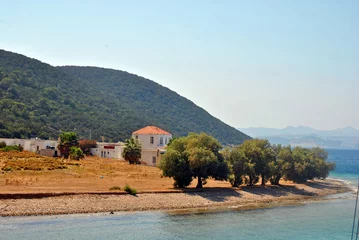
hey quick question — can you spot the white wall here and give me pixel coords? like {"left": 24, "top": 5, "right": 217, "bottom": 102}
{"left": 132, "top": 134, "right": 172, "bottom": 150}
{"left": 141, "top": 150, "right": 158, "bottom": 166}
{"left": 130, "top": 133, "right": 171, "bottom": 166}
{"left": 0, "top": 138, "right": 58, "bottom": 153}
{"left": 90, "top": 143, "right": 124, "bottom": 160}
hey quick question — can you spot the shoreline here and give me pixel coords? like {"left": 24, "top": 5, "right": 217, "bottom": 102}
{"left": 0, "top": 179, "right": 353, "bottom": 217}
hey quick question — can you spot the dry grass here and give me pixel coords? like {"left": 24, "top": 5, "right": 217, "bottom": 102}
{"left": 0, "top": 152, "right": 301, "bottom": 193}
{"left": 1, "top": 153, "right": 227, "bottom": 192}
{"left": 1, "top": 151, "right": 68, "bottom": 171}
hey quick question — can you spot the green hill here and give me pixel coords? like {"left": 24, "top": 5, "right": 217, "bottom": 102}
{"left": 0, "top": 49, "right": 250, "bottom": 144}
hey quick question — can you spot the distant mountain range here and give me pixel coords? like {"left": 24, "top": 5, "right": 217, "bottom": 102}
{"left": 238, "top": 126, "right": 359, "bottom": 149}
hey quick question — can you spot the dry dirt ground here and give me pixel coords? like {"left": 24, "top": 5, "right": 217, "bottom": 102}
{"left": 0, "top": 151, "right": 231, "bottom": 193}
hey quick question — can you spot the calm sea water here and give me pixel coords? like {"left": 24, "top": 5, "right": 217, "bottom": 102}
{"left": 1, "top": 149, "right": 358, "bottom": 240}
{"left": 327, "top": 149, "right": 359, "bottom": 187}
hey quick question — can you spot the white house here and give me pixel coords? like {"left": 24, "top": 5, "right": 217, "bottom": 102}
{"left": 90, "top": 142, "right": 124, "bottom": 159}
{"left": 132, "top": 126, "right": 172, "bottom": 166}
{"left": 0, "top": 138, "right": 59, "bottom": 156}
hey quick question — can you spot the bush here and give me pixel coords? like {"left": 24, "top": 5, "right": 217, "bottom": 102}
{"left": 109, "top": 186, "right": 121, "bottom": 191}
{"left": 0, "top": 141, "right": 6, "bottom": 148}
{"left": 124, "top": 185, "right": 137, "bottom": 195}
{"left": 1, "top": 145, "right": 23, "bottom": 152}
{"left": 69, "top": 146, "right": 84, "bottom": 160}
{"left": 3, "top": 166, "right": 12, "bottom": 171}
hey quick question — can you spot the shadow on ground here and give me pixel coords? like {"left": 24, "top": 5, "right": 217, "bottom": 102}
{"left": 183, "top": 188, "right": 242, "bottom": 202}
{"left": 241, "top": 184, "right": 317, "bottom": 197}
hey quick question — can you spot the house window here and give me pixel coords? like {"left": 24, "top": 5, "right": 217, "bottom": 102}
{"left": 150, "top": 136, "right": 154, "bottom": 144}
{"left": 152, "top": 156, "right": 156, "bottom": 164}
{"left": 135, "top": 135, "right": 138, "bottom": 139}
{"left": 160, "top": 137, "right": 163, "bottom": 145}
{"left": 165, "top": 138, "right": 168, "bottom": 145}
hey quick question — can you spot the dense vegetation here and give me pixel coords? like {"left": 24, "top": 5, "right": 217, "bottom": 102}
{"left": 160, "top": 134, "right": 335, "bottom": 188}
{"left": 0, "top": 49, "right": 250, "bottom": 144}
{"left": 226, "top": 139, "right": 335, "bottom": 186}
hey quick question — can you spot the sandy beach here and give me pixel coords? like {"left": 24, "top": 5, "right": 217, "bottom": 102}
{"left": 0, "top": 179, "right": 351, "bottom": 217}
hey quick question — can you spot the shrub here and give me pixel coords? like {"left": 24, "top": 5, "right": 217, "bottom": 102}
{"left": 1, "top": 145, "right": 23, "bottom": 152}
{"left": 109, "top": 186, "right": 121, "bottom": 191}
{"left": 124, "top": 185, "right": 137, "bottom": 195}
{"left": 0, "top": 141, "right": 6, "bottom": 148}
{"left": 69, "top": 146, "right": 84, "bottom": 160}
{"left": 3, "top": 166, "right": 12, "bottom": 171}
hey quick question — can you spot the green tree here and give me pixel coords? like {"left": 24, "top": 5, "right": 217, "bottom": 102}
{"left": 167, "top": 137, "right": 178, "bottom": 146}
{"left": 237, "top": 139, "right": 274, "bottom": 186}
{"left": 58, "top": 132, "right": 79, "bottom": 158}
{"left": 227, "top": 146, "right": 247, "bottom": 187}
{"left": 282, "top": 147, "right": 335, "bottom": 183}
{"left": 70, "top": 146, "right": 84, "bottom": 160}
{"left": 269, "top": 145, "right": 292, "bottom": 185}
{"left": 307, "top": 147, "right": 335, "bottom": 180}
{"left": 160, "top": 133, "right": 229, "bottom": 188}
{"left": 122, "top": 137, "right": 142, "bottom": 164}
{"left": 160, "top": 137, "right": 193, "bottom": 188}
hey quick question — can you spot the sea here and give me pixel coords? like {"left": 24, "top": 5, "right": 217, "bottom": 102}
{"left": 0, "top": 149, "right": 358, "bottom": 240}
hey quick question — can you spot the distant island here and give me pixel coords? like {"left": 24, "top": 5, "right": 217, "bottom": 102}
{"left": 238, "top": 126, "right": 359, "bottom": 149}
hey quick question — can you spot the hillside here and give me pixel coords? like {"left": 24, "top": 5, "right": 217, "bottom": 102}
{"left": 0, "top": 49, "right": 250, "bottom": 144}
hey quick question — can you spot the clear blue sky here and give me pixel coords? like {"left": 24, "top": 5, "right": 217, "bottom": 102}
{"left": 1, "top": 0, "right": 358, "bottom": 130}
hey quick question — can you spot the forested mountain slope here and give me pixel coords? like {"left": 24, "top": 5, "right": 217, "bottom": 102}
{"left": 0, "top": 49, "right": 250, "bottom": 144}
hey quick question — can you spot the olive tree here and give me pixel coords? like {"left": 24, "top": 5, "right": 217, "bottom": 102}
{"left": 160, "top": 133, "right": 229, "bottom": 188}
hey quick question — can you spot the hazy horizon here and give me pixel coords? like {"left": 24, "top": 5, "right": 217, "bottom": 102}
{"left": 1, "top": 0, "right": 358, "bottom": 130}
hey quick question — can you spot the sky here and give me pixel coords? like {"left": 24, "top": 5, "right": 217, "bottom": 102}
{"left": 0, "top": 0, "right": 358, "bottom": 130}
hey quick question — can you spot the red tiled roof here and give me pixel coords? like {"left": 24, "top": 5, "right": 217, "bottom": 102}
{"left": 133, "top": 126, "right": 171, "bottom": 135}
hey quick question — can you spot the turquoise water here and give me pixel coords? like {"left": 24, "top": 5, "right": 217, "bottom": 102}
{"left": 327, "top": 149, "right": 359, "bottom": 187}
{"left": 0, "top": 149, "right": 358, "bottom": 240}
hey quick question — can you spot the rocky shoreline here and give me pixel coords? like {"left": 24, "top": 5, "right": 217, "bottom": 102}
{"left": 0, "top": 179, "right": 352, "bottom": 217}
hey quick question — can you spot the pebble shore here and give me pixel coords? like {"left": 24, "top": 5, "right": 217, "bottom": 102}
{"left": 0, "top": 179, "right": 351, "bottom": 217}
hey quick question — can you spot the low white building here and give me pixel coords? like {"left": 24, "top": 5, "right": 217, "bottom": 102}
{"left": 132, "top": 126, "right": 172, "bottom": 166}
{"left": 0, "top": 138, "right": 59, "bottom": 156}
{"left": 90, "top": 142, "right": 124, "bottom": 159}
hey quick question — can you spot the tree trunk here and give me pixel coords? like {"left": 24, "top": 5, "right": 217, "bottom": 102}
{"left": 196, "top": 177, "right": 203, "bottom": 188}
{"left": 249, "top": 175, "right": 253, "bottom": 186}
{"left": 275, "top": 175, "right": 281, "bottom": 185}
{"left": 233, "top": 176, "right": 239, "bottom": 187}
{"left": 261, "top": 174, "right": 266, "bottom": 186}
